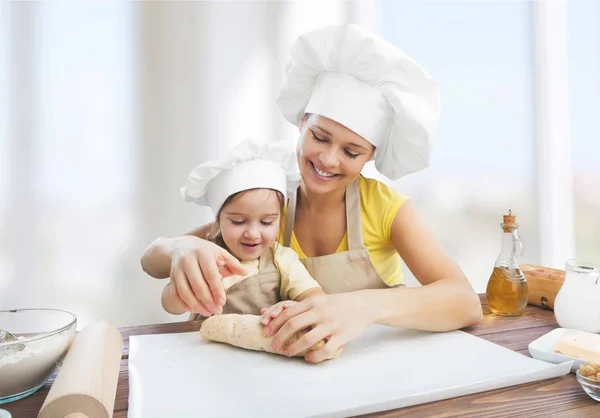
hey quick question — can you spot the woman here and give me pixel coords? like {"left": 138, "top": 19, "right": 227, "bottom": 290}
{"left": 141, "top": 24, "right": 483, "bottom": 363}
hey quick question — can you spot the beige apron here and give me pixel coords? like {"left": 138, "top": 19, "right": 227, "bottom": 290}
{"left": 188, "top": 248, "right": 282, "bottom": 321}
{"left": 284, "top": 179, "right": 390, "bottom": 293}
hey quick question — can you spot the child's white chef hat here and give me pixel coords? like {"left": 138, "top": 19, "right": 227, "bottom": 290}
{"left": 181, "top": 138, "right": 301, "bottom": 217}
{"left": 276, "top": 23, "right": 441, "bottom": 180}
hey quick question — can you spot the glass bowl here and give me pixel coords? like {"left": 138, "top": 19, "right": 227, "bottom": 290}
{"left": 576, "top": 369, "right": 600, "bottom": 402}
{"left": 0, "top": 308, "right": 77, "bottom": 404}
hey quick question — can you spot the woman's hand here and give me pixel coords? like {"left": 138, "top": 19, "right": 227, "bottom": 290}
{"left": 169, "top": 236, "right": 247, "bottom": 317}
{"left": 263, "top": 292, "right": 375, "bottom": 363}
{"left": 259, "top": 301, "right": 297, "bottom": 326}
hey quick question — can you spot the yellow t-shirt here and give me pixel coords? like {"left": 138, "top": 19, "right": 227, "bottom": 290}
{"left": 221, "top": 244, "right": 321, "bottom": 300}
{"left": 280, "top": 175, "right": 408, "bottom": 286}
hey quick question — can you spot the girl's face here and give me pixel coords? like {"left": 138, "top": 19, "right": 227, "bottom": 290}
{"left": 218, "top": 189, "right": 281, "bottom": 262}
{"left": 297, "top": 114, "right": 375, "bottom": 196}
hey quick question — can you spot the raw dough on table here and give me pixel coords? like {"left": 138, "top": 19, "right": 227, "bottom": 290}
{"left": 200, "top": 314, "right": 342, "bottom": 360}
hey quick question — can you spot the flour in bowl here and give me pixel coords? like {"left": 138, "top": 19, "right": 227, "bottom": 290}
{"left": 0, "top": 332, "right": 73, "bottom": 397}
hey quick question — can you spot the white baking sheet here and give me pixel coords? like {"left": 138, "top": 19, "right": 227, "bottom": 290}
{"left": 128, "top": 325, "right": 572, "bottom": 418}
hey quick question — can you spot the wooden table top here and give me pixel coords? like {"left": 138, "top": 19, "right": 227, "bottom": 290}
{"left": 4, "top": 295, "right": 599, "bottom": 418}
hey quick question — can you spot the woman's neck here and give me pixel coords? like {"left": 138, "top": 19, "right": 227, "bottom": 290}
{"left": 298, "top": 182, "right": 346, "bottom": 214}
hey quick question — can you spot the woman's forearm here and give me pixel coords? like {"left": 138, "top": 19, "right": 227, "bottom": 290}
{"left": 140, "top": 236, "right": 180, "bottom": 279}
{"left": 364, "top": 279, "right": 483, "bottom": 332}
{"left": 140, "top": 224, "right": 213, "bottom": 279}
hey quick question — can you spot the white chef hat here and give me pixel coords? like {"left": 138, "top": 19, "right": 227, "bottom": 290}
{"left": 276, "top": 23, "right": 441, "bottom": 180}
{"left": 181, "top": 138, "right": 301, "bottom": 217}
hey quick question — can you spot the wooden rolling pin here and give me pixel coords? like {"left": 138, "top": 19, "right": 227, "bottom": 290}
{"left": 38, "top": 321, "right": 123, "bottom": 418}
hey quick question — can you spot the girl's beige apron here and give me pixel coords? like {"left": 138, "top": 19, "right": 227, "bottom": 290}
{"left": 284, "top": 179, "right": 390, "bottom": 293}
{"left": 188, "top": 248, "right": 281, "bottom": 321}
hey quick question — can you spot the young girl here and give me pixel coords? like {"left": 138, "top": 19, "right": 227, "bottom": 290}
{"left": 160, "top": 138, "right": 325, "bottom": 319}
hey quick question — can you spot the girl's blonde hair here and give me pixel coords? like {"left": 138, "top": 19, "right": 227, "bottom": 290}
{"left": 206, "top": 188, "right": 286, "bottom": 251}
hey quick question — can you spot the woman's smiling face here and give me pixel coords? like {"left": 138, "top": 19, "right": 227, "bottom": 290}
{"left": 297, "top": 114, "right": 375, "bottom": 195}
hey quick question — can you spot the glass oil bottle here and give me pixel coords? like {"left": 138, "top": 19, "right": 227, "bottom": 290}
{"left": 485, "top": 210, "right": 529, "bottom": 316}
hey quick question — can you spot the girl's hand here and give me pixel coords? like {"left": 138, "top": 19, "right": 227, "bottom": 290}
{"left": 259, "top": 301, "right": 297, "bottom": 326}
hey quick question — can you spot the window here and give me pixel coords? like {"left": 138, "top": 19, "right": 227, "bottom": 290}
{"left": 0, "top": 2, "right": 137, "bottom": 327}
{"left": 380, "top": 1, "right": 538, "bottom": 290}
{"left": 0, "top": 3, "right": 9, "bottom": 293}
{"left": 568, "top": 1, "right": 600, "bottom": 264}
{"left": 0, "top": 3, "right": 8, "bottom": 212}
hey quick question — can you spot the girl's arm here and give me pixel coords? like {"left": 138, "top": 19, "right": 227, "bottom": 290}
{"left": 161, "top": 282, "right": 190, "bottom": 315}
